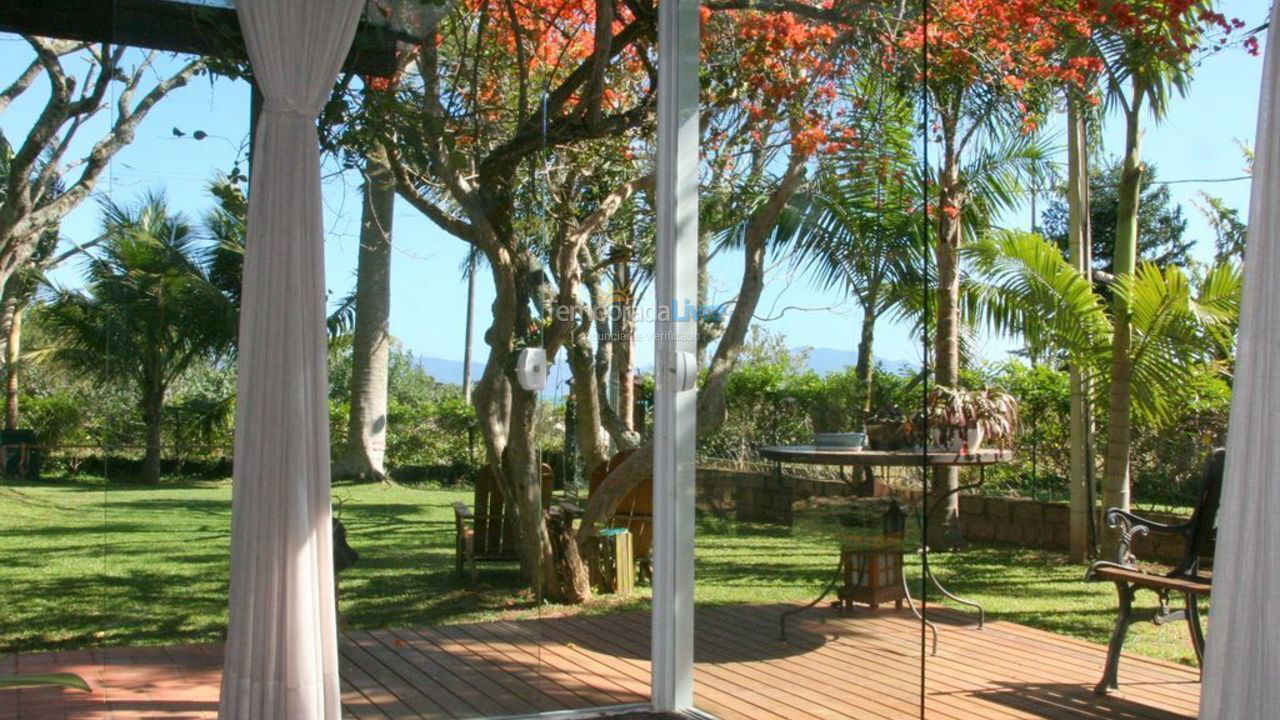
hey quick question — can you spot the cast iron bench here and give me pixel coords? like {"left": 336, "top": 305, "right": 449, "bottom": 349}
{"left": 1085, "top": 448, "right": 1223, "bottom": 695}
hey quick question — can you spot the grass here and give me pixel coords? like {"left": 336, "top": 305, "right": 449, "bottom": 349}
{"left": 0, "top": 478, "right": 1198, "bottom": 667}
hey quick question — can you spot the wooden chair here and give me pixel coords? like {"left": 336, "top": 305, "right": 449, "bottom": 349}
{"left": 1085, "top": 448, "right": 1224, "bottom": 694}
{"left": 453, "top": 463, "right": 554, "bottom": 580}
{"left": 588, "top": 449, "right": 652, "bottom": 577}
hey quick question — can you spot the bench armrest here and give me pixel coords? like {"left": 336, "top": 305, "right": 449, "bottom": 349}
{"left": 453, "top": 501, "right": 474, "bottom": 520}
{"left": 1103, "top": 507, "right": 1192, "bottom": 567}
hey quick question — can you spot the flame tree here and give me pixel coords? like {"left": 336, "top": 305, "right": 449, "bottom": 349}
{"left": 340, "top": 0, "right": 892, "bottom": 599}
{"left": 886, "top": 0, "right": 1101, "bottom": 547}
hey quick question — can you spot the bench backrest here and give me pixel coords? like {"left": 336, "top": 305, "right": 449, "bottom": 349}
{"left": 1174, "top": 447, "right": 1225, "bottom": 578}
{"left": 473, "top": 463, "right": 555, "bottom": 558}
{"left": 588, "top": 449, "right": 653, "bottom": 560}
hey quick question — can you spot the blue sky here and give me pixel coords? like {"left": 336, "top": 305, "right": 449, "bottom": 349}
{"left": 0, "top": 0, "right": 1268, "bottom": 381}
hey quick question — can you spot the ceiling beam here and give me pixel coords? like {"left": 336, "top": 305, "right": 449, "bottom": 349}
{"left": 0, "top": 0, "right": 398, "bottom": 76}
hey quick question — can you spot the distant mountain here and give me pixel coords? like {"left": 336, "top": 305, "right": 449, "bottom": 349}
{"left": 416, "top": 354, "right": 573, "bottom": 390}
{"left": 416, "top": 356, "right": 482, "bottom": 386}
{"left": 417, "top": 347, "right": 914, "bottom": 386}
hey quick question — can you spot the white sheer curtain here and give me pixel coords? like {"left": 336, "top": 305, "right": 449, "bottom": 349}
{"left": 218, "top": 1, "right": 363, "bottom": 717}
{"left": 1200, "top": 5, "right": 1280, "bottom": 717}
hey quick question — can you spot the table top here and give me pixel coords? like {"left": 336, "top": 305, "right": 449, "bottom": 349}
{"left": 758, "top": 445, "right": 1013, "bottom": 467}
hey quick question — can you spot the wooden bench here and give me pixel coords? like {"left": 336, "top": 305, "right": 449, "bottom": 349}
{"left": 1085, "top": 448, "right": 1223, "bottom": 695}
{"left": 588, "top": 449, "right": 652, "bottom": 580}
{"left": 453, "top": 463, "right": 553, "bottom": 580}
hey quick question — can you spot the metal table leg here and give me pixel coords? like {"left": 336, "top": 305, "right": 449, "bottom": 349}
{"left": 920, "top": 464, "right": 987, "bottom": 629}
{"left": 900, "top": 561, "right": 939, "bottom": 656}
{"left": 925, "top": 567, "right": 984, "bottom": 629}
{"left": 780, "top": 558, "right": 845, "bottom": 641}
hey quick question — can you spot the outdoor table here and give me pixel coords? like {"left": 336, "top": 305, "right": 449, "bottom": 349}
{"left": 760, "top": 445, "right": 1013, "bottom": 652}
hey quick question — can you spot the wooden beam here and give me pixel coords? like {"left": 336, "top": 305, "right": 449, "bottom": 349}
{"left": 0, "top": 0, "right": 398, "bottom": 76}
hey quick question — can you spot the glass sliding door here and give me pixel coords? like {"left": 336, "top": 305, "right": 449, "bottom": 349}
{"left": 686, "top": 0, "right": 936, "bottom": 715}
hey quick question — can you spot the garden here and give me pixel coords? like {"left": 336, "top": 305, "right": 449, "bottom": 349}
{"left": 0, "top": 0, "right": 1267, "bottom": 715}
{"left": 0, "top": 476, "right": 1200, "bottom": 666}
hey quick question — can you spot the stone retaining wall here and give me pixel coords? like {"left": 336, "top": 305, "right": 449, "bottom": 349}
{"left": 957, "top": 494, "right": 1190, "bottom": 563}
{"left": 696, "top": 466, "right": 1190, "bottom": 563}
{"left": 696, "top": 466, "right": 862, "bottom": 524}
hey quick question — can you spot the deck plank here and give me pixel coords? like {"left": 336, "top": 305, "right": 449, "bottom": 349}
{"left": 2, "top": 604, "right": 1200, "bottom": 719}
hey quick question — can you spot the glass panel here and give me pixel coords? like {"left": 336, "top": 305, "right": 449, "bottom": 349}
{"left": 325, "top": 0, "right": 657, "bottom": 714}
{"left": 690, "top": 1, "right": 933, "bottom": 715}
{"left": 1, "top": 0, "right": 248, "bottom": 709}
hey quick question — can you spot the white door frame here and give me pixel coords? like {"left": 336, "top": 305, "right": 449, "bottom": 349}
{"left": 651, "top": 0, "right": 699, "bottom": 710}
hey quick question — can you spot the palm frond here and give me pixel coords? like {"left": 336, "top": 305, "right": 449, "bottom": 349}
{"left": 963, "top": 230, "right": 1111, "bottom": 363}
{"left": 327, "top": 287, "right": 359, "bottom": 339}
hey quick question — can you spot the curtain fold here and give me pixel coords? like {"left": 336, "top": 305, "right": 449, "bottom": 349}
{"left": 1199, "top": 5, "right": 1280, "bottom": 718}
{"left": 219, "top": 1, "right": 363, "bottom": 718}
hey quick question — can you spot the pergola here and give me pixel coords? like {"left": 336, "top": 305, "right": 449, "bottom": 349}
{"left": 0, "top": 0, "right": 400, "bottom": 76}
{"left": 1, "top": 0, "right": 1276, "bottom": 717}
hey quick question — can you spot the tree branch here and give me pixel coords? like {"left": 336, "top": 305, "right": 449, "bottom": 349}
{"left": 536, "top": 18, "right": 650, "bottom": 127}
{"left": 581, "top": 0, "right": 615, "bottom": 127}
{"left": 34, "top": 58, "right": 200, "bottom": 235}
{"left": 545, "top": 173, "right": 654, "bottom": 356}
{"left": 382, "top": 143, "right": 477, "bottom": 242}
{"left": 577, "top": 156, "right": 807, "bottom": 543}
{"left": 480, "top": 100, "right": 654, "bottom": 192}
{"left": 0, "top": 58, "right": 42, "bottom": 116}
{"left": 702, "top": 0, "right": 868, "bottom": 24}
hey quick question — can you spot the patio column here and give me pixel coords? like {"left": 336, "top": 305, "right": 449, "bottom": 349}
{"left": 218, "top": 1, "right": 363, "bottom": 718}
{"left": 1200, "top": 4, "right": 1280, "bottom": 717}
{"left": 652, "top": 0, "right": 699, "bottom": 709}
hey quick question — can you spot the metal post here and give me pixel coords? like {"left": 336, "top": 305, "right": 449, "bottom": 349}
{"left": 652, "top": 0, "right": 699, "bottom": 708}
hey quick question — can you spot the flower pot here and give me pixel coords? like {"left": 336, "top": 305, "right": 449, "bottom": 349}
{"left": 930, "top": 424, "right": 983, "bottom": 453}
{"left": 965, "top": 425, "right": 985, "bottom": 452}
{"left": 865, "top": 422, "right": 906, "bottom": 451}
{"left": 814, "top": 431, "right": 866, "bottom": 449}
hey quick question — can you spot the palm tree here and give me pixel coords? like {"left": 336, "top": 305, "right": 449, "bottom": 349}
{"left": 967, "top": 230, "right": 1241, "bottom": 438}
{"left": 39, "top": 193, "right": 238, "bottom": 485}
{"left": 334, "top": 146, "right": 396, "bottom": 482}
{"left": 928, "top": 127, "right": 1056, "bottom": 547}
{"left": 789, "top": 80, "right": 926, "bottom": 424}
{"left": 1090, "top": 1, "right": 1225, "bottom": 555}
{"left": 1059, "top": 86, "right": 1099, "bottom": 559}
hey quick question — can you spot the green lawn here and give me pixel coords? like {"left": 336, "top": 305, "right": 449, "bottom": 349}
{"left": 0, "top": 479, "right": 1197, "bottom": 666}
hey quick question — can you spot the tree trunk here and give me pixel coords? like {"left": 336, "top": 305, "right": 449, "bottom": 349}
{"left": 1101, "top": 87, "right": 1145, "bottom": 560}
{"left": 2, "top": 294, "right": 21, "bottom": 431}
{"left": 855, "top": 304, "right": 878, "bottom": 492}
{"left": 855, "top": 305, "right": 877, "bottom": 421}
{"left": 569, "top": 327, "right": 611, "bottom": 478}
{"left": 930, "top": 141, "right": 964, "bottom": 550}
{"left": 463, "top": 253, "right": 476, "bottom": 404}
{"left": 335, "top": 150, "right": 395, "bottom": 482}
{"left": 470, "top": 242, "right": 582, "bottom": 601}
{"left": 615, "top": 260, "right": 635, "bottom": 431}
{"left": 505, "top": 381, "right": 567, "bottom": 599}
{"left": 546, "top": 504, "right": 591, "bottom": 604}
{"left": 141, "top": 387, "right": 165, "bottom": 486}
{"left": 578, "top": 159, "right": 807, "bottom": 546}
{"left": 1066, "top": 96, "right": 1094, "bottom": 562}
{"left": 585, "top": 252, "right": 639, "bottom": 451}
{"left": 695, "top": 229, "right": 714, "bottom": 366}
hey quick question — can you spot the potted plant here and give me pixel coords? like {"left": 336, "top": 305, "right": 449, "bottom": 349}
{"left": 975, "top": 387, "right": 1019, "bottom": 449}
{"left": 865, "top": 404, "right": 908, "bottom": 450}
{"left": 809, "top": 391, "right": 865, "bottom": 449}
{"left": 922, "top": 386, "right": 1018, "bottom": 453}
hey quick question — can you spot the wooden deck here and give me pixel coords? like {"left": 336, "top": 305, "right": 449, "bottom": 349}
{"left": 2, "top": 604, "right": 1200, "bottom": 719}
